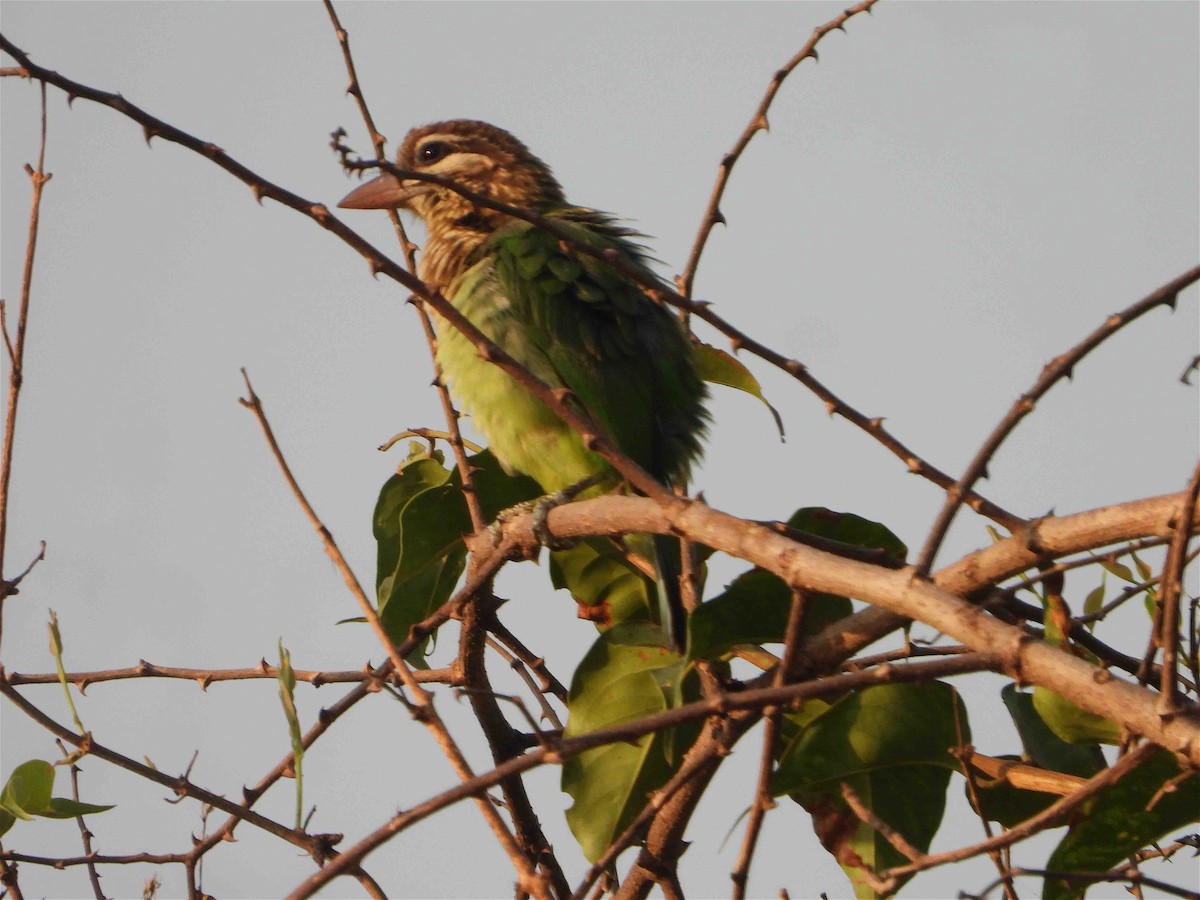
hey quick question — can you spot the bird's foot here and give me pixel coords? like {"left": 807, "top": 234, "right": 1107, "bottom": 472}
{"left": 530, "top": 489, "right": 580, "bottom": 551}
{"left": 492, "top": 474, "right": 607, "bottom": 552}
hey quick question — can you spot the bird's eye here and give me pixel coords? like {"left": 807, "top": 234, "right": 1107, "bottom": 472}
{"left": 418, "top": 141, "right": 451, "bottom": 164}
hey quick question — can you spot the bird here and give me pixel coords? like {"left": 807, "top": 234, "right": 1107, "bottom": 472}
{"left": 339, "top": 119, "right": 709, "bottom": 651}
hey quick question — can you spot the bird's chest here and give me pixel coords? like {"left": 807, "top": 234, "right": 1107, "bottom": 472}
{"left": 429, "top": 268, "right": 599, "bottom": 491}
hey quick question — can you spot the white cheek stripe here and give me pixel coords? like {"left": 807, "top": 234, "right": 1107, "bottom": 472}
{"left": 427, "top": 152, "right": 495, "bottom": 177}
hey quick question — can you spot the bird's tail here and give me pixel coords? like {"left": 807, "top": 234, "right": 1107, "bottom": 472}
{"left": 652, "top": 533, "right": 688, "bottom": 654}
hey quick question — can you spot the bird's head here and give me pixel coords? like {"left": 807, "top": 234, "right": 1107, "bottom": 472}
{"left": 338, "top": 120, "right": 565, "bottom": 235}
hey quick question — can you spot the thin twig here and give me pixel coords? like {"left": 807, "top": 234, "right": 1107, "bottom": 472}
{"left": 292, "top": 655, "right": 995, "bottom": 897}
{"left": 730, "top": 589, "right": 809, "bottom": 899}
{"left": 0, "top": 80, "right": 51, "bottom": 653}
{"left": 677, "top": 0, "right": 877, "bottom": 304}
{"left": 916, "top": 266, "right": 1200, "bottom": 573}
{"left": 879, "top": 742, "right": 1159, "bottom": 885}
{"left": 6, "top": 661, "right": 452, "bottom": 689}
{"left": 56, "top": 740, "right": 106, "bottom": 900}
{"left": 236, "top": 370, "right": 547, "bottom": 898}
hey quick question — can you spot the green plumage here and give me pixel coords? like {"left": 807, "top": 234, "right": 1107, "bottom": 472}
{"left": 438, "top": 210, "right": 707, "bottom": 497}
{"left": 338, "top": 119, "right": 709, "bottom": 648}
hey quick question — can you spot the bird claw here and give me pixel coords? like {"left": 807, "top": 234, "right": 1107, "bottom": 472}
{"left": 491, "top": 474, "right": 606, "bottom": 552}
{"left": 531, "top": 490, "right": 579, "bottom": 551}
{"left": 487, "top": 497, "right": 576, "bottom": 552}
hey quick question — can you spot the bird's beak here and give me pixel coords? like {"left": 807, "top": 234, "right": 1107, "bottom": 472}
{"left": 337, "top": 173, "right": 430, "bottom": 210}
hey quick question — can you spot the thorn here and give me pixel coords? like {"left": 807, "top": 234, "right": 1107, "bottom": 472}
{"left": 754, "top": 113, "right": 769, "bottom": 133}
{"left": 808, "top": 48, "right": 820, "bottom": 63}
{"left": 66, "top": 92, "right": 78, "bottom": 108}
{"left": 368, "top": 260, "right": 385, "bottom": 279}
{"left": 729, "top": 336, "right": 744, "bottom": 353}
{"left": 824, "top": 400, "right": 838, "bottom": 417}
{"left": 1164, "top": 292, "right": 1179, "bottom": 311}
{"left": 142, "top": 125, "right": 157, "bottom": 146}
{"left": 712, "top": 208, "right": 727, "bottom": 226}
{"left": 905, "top": 457, "right": 922, "bottom": 473}
{"left": 250, "top": 184, "right": 266, "bottom": 206}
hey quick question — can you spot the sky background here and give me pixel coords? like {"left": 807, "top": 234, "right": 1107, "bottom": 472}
{"left": 1, "top": 2, "right": 1197, "bottom": 898}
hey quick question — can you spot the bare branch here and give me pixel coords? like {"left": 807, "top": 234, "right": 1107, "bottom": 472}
{"left": 916, "top": 266, "right": 1200, "bottom": 573}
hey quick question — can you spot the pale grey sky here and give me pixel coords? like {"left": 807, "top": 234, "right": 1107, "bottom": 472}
{"left": 2, "top": 2, "right": 1197, "bottom": 898}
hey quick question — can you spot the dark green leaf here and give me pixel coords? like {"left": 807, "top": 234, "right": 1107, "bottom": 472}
{"left": 773, "top": 682, "right": 966, "bottom": 898}
{"left": 549, "top": 538, "right": 653, "bottom": 631}
{"left": 1044, "top": 749, "right": 1200, "bottom": 900}
{"left": 785, "top": 508, "right": 908, "bottom": 561}
{"left": 690, "top": 508, "right": 903, "bottom": 661}
{"left": 562, "top": 624, "right": 696, "bottom": 862}
{"left": 689, "top": 569, "right": 850, "bottom": 661}
{"left": 1001, "top": 685, "right": 1105, "bottom": 778}
{"left": 372, "top": 450, "right": 540, "bottom": 655}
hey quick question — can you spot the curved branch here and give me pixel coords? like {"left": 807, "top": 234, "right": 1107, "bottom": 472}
{"left": 915, "top": 266, "right": 1200, "bottom": 572}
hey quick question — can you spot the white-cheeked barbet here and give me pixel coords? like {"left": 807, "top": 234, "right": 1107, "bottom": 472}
{"left": 339, "top": 120, "right": 709, "bottom": 650}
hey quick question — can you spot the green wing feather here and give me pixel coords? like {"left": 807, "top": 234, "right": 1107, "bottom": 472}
{"left": 437, "top": 208, "right": 708, "bottom": 649}
{"left": 485, "top": 209, "right": 708, "bottom": 487}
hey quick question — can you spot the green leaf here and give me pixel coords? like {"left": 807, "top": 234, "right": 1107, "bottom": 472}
{"left": 0, "top": 761, "right": 113, "bottom": 836}
{"left": 372, "top": 449, "right": 541, "bottom": 655}
{"left": 562, "top": 624, "right": 697, "bottom": 862}
{"left": 692, "top": 341, "right": 784, "bottom": 441}
{"left": 1044, "top": 749, "right": 1200, "bottom": 900}
{"left": 0, "top": 760, "right": 55, "bottom": 821}
{"left": 1032, "top": 685, "right": 1121, "bottom": 746}
{"left": 1001, "top": 685, "right": 1105, "bottom": 778}
{"left": 549, "top": 538, "right": 653, "bottom": 632}
{"left": 689, "top": 569, "right": 850, "bottom": 661}
{"left": 1081, "top": 576, "right": 1105, "bottom": 632}
{"left": 773, "top": 682, "right": 966, "bottom": 898}
{"left": 1130, "top": 550, "right": 1153, "bottom": 582}
{"left": 785, "top": 508, "right": 908, "bottom": 561}
{"left": 690, "top": 508, "right": 903, "bottom": 661}
{"left": 1098, "top": 558, "right": 1134, "bottom": 582}
{"left": 41, "top": 797, "right": 116, "bottom": 819}
{"left": 973, "top": 687, "right": 1105, "bottom": 829}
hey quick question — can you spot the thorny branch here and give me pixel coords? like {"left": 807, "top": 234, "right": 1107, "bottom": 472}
{"left": 915, "top": 266, "right": 1200, "bottom": 573}
{"left": 237, "top": 370, "right": 549, "bottom": 897}
{"left": 3, "top": 11, "right": 1198, "bottom": 900}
